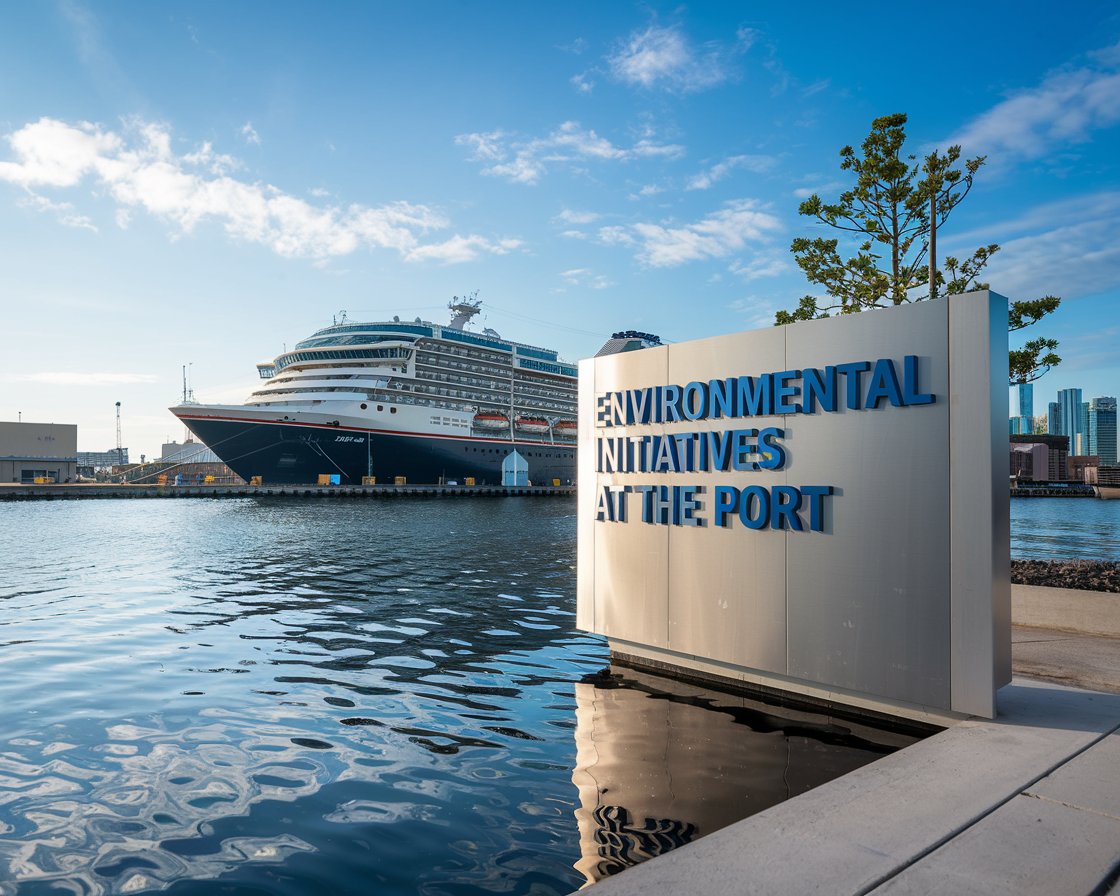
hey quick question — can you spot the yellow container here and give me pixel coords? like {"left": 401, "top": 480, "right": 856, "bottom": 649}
{"left": 250, "top": 475, "right": 263, "bottom": 486}
{"left": 204, "top": 475, "right": 215, "bottom": 483}
{"left": 317, "top": 474, "right": 332, "bottom": 485}
{"left": 552, "top": 478, "right": 561, "bottom": 487}
{"left": 33, "top": 477, "right": 47, "bottom": 484}
{"left": 361, "top": 476, "right": 377, "bottom": 485}
{"left": 464, "top": 477, "right": 475, "bottom": 486}
{"left": 394, "top": 476, "right": 407, "bottom": 486}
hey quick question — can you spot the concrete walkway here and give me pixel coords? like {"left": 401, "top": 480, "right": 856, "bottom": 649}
{"left": 1014, "top": 625, "right": 1120, "bottom": 696}
{"left": 581, "top": 678, "right": 1120, "bottom": 895}
{"left": 579, "top": 623, "right": 1120, "bottom": 895}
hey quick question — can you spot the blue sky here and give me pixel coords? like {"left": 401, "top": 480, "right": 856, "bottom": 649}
{"left": 1, "top": 2, "right": 1118, "bottom": 457}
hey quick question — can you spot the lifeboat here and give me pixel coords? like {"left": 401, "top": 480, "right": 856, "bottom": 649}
{"left": 472, "top": 412, "right": 510, "bottom": 431}
{"left": 515, "top": 415, "right": 550, "bottom": 434}
{"left": 554, "top": 420, "right": 577, "bottom": 438}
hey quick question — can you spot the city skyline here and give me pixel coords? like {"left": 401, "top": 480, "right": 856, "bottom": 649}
{"left": 2, "top": 3, "right": 1119, "bottom": 457}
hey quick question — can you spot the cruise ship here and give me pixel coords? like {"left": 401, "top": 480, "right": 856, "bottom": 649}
{"left": 170, "top": 298, "right": 653, "bottom": 486}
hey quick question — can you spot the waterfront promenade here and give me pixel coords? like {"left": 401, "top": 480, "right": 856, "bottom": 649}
{"left": 582, "top": 586, "right": 1120, "bottom": 895}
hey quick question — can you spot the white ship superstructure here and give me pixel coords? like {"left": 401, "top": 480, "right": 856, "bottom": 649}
{"left": 170, "top": 298, "right": 583, "bottom": 485}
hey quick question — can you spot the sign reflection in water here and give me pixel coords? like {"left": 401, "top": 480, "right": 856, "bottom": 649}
{"left": 571, "top": 667, "right": 918, "bottom": 885}
{"left": 0, "top": 498, "right": 916, "bottom": 895}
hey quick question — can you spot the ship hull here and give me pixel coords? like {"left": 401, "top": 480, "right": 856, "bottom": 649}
{"left": 175, "top": 412, "right": 577, "bottom": 486}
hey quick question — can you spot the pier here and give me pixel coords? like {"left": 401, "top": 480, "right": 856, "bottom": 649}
{"left": 0, "top": 482, "right": 576, "bottom": 501}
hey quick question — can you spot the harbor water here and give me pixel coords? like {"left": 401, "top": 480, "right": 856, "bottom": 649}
{"left": 1011, "top": 497, "right": 1120, "bottom": 561}
{"left": 0, "top": 498, "right": 913, "bottom": 895}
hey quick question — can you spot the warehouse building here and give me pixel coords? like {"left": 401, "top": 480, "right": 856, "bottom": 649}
{"left": 0, "top": 421, "right": 78, "bottom": 483}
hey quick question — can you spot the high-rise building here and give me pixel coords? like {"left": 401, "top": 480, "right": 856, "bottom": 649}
{"left": 1009, "top": 383, "right": 1033, "bottom": 435}
{"left": 1089, "top": 397, "right": 1118, "bottom": 466}
{"left": 1079, "top": 401, "right": 1091, "bottom": 455}
{"left": 1048, "top": 402, "right": 1061, "bottom": 435}
{"left": 1057, "top": 388, "right": 1083, "bottom": 451}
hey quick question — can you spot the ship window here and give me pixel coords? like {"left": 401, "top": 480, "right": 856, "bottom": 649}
{"left": 377, "top": 405, "right": 384, "bottom": 411}
{"left": 390, "top": 407, "right": 397, "bottom": 413}
{"left": 361, "top": 403, "right": 367, "bottom": 409}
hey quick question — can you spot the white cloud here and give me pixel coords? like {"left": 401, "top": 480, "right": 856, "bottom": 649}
{"left": 0, "top": 117, "right": 512, "bottom": 264}
{"left": 792, "top": 180, "right": 845, "bottom": 200}
{"left": 404, "top": 235, "right": 522, "bottom": 265}
{"left": 938, "top": 190, "right": 1120, "bottom": 301}
{"left": 456, "top": 120, "right": 683, "bottom": 185}
{"left": 603, "top": 199, "right": 781, "bottom": 267}
{"left": 0, "top": 117, "right": 121, "bottom": 187}
{"left": 687, "top": 154, "right": 776, "bottom": 190}
{"left": 19, "top": 194, "right": 97, "bottom": 231}
{"left": 728, "top": 296, "right": 782, "bottom": 330}
{"left": 16, "top": 371, "right": 159, "bottom": 385}
{"left": 950, "top": 45, "right": 1120, "bottom": 160}
{"left": 571, "top": 73, "right": 594, "bottom": 94}
{"left": 607, "top": 25, "right": 733, "bottom": 92}
{"left": 729, "top": 251, "right": 789, "bottom": 281}
{"left": 630, "top": 183, "right": 665, "bottom": 200}
{"left": 560, "top": 268, "right": 612, "bottom": 289}
{"left": 596, "top": 225, "right": 637, "bottom": 248}
{"left": 555, "top": 208, "right": 599, "bottom": 225}
{"left": 240, "top": 122, "right": 261, "bottom": 145}
{"left": 981, "top": 215, "right": 1120, "bottom": 301}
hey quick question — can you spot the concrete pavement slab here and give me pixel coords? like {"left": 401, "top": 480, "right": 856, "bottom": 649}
{"left": 579, "top": 682, "right": 1120, "bottom": 896}
{"left": 1027, "top": 732, "right": 1120, "bottom": 821}
{"left": 870, "top": 793, "right": 1120, "bottom": 895}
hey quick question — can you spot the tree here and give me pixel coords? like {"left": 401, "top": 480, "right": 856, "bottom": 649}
{"left": 776, "top": 113, "right": 1060, "bottom": 384}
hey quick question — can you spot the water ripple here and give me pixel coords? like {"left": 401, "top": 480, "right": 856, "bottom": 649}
{"left": 0, "top": 498, "right": 910, "bottom": 894}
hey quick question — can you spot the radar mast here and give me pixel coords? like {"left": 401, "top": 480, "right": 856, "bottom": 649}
{"left": 447, "top": 292, "right": 482, "bottom": 331}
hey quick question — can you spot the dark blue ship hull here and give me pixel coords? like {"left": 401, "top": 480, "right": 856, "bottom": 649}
{"left": 178, "top": 416, "right": 577, "bottom": 485}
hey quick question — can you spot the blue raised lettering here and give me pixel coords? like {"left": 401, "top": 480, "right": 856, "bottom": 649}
{"left": 903, "top": 355, "right": 935, "bottom": 405}
{"left": 682, "top": 382, "right": 709, "bottom": 421}
{"left": 865, "top": 358, "right": 904, "bottom": 408}
{"left": 736, "top": 375, "right": 772, "bottom": 416}
{"left": 680, "top": 485, "right": 704, "bottom": 527}
{"left": 800, "top": 485, "right": 832, "bottom": 531}
{"left": 771, "top": 485, "right": 804, "bottom": 531}
{"left": 757, "top": 427, "right": 786, "bottom": 470}
{"left": 739, "top": 486, "right": 769, "bottom": 530}
{"left": 709, "top": 378, "right": 734, "bottom": 419}
{"left": 731, "top": 429, "right": 760, "bottom": 471}
{"left": 773, "top": 370, "right": 802, "bottom": 414}
{"left": 836, "top": 361, "right": 871, "bottom": 410}
{"left": 802, "top": 366, "right": 837, "bottom": 413}
{"left": 714, "top": 486, "right": 738, "bottom": 527}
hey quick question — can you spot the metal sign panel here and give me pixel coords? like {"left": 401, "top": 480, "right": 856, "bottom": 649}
{"left": 577, "top": 291, "right": 1010, "bottom": 720}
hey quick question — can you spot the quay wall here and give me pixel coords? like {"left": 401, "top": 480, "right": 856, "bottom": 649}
{"left": 0, "top": 483, "right": 575, "bottom": 501}
{"left": 1012, "top": 583, "right": 1120, "bottom": 638}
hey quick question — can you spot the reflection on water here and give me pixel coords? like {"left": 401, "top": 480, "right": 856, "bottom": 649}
{"left": 571, "top": 668, "right": 918, "bottom": 885}
{"left": 0, "top": 498, "right": 915, "bottom": 894}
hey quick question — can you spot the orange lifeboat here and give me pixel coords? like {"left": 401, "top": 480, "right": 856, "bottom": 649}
{"left": 472, "top": 412, "right": 510, "bottom": 431}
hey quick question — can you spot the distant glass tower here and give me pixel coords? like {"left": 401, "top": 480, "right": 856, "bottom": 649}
{"left": 1009, "top": 383, "right": 1033, "bottom": 435}
{"left": 1048, "top": 402, "right": 1061, "bottom": 435}
{"left": 1089, "top": 397, "right": 1117, "bottom": 465}
{"left": 1057, "top": 388, "right": 1083, "bottom": 453}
